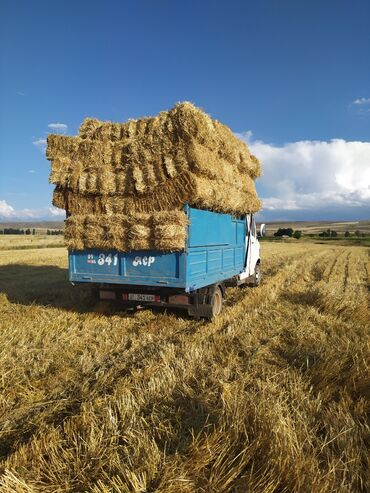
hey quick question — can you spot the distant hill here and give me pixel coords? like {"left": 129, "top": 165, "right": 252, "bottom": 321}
{"left": 263, "top": 220, "right": 370, "bottom": 236}
{"left": 0, "top": 221, "right": 65, "bottom": 230}
{"left": 1, "top": 219, "right": 369, "bottom": 235}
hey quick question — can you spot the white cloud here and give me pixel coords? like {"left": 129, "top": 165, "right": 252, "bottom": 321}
{"left": 0, "top": 199, "right": 65, "bottom": 221}
{"left": 238, "top": 134, "right": 370, "bottom": 215}
{"left": 32, "top": 138, "right": 47, "bottom": 153}
{"left": 48, "top": 206, "right": 65, "bottom": 217}
{"left": 239, "top": 130, "right": 253, "bottom": 143}
{"left": 0, "top": 200, "right": 15, "bottom": 218}
{"left": 48, "top": 123, "right": 68, "bottom": 132}
{"left": 353, "top": 97, "right": 370, "bottom": 105}
{"left": 28, "top": 169, "right": 36, "bottom": 174}
{"left": 32, "top": 138, "right": 46, "bottom": 147}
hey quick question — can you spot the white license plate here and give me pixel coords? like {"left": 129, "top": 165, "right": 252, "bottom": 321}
{"left": 128, "top": 293, "right": 156, "bottom": 302}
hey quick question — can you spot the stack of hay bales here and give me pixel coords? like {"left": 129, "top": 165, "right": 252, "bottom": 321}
{"left": 47, "top": 102, "right": 261, "bottom": 252}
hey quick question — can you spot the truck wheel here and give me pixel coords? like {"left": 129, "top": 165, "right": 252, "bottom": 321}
{"left": 211, "top": 286, "right": 223, "bottom": 317}
{"left": 251, "top": 263, "right": 261, "bottom": 287}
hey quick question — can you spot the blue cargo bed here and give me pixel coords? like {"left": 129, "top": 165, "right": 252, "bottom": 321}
{"left": 69, "top": 206, "right": 246, "bottom": 292}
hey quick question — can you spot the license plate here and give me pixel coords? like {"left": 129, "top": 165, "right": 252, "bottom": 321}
{"left": 128, "top": 293, "right": 156, "bottom": 302}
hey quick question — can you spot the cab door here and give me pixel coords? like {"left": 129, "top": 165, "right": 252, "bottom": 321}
{"left": 246, "top": 215, "right": 260, "bottom": 276}
{"left": 250, "top": 215, "right": 260, "bottom": 274}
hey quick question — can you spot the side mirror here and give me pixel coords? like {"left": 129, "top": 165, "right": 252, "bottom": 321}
{"left": 259, "top": 224, "right": 266, "bottom": 237}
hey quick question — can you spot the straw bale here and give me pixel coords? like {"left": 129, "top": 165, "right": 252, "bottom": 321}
{"left": 86, "top": 172, "right": 99, "bottom": 195}
{"left": 83, "top": 215, "right": 105, "bottom": 249}
{"left": 164, "top": 156, "right": 177, "bottom": 178}
{"left": 96, "top": 168, "right": 117, "bottom": 195}
{"left": 64, "top": 216, "right": 84, "bottom": 250}
{"left": 128, "top": 214, "right": 152, "bottom": 250}
{"left": 53, "top": 167, "right": 260, "bottom": 218}
{"left": 132, "top": 166, "right": 146, "bottom": 195}
{"left": 78, "top": 119, "right": 101, "bottom": 139}
{"left": 107, "top": 216, "right": 129, "bottom": 251}
{"left": 52, "top": 186, "right": 66, "bottom": 210}
{"left": 49, "top": 102, "right": 261, "bottom": 255}
{"left": 64, "top": 211, "right": 187, "bottom": 252}
{"left": 191, "top": 174, "right": 261, "bottom": 214}
{"left": 95, "top": 172, "right": 196, "bottom": 215}
{"left": 153, "top": 227, "right": 186, "bottom": 251}
{"left": 67, "top": 160, "right": 83, "bottom": 191}
{"left": 145, "top": 163, "right": 158, "bottom": 188}
{"left": 62, "top": 190, "right": 102, "bottom": 216}
{"left": 152, "top": 211, "right": 188, "bottom": 250}
{"left": 48, "top": 157, "right": 71, "bottom": 186}
{"left": 46, "top": 135, "right": 79, "bottom": 161}
{"left": 47, "top": 102, "right": 261, "bottom": 202}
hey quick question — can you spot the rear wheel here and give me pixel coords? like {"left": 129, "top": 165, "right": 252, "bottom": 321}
{"left": 188, "top": 284, "right": 224, "bottom": 320}
{"left": 211, "top": 286, "right": 223, "bottom": 317}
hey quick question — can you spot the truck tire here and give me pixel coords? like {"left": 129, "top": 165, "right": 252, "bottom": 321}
{"left": 251, "top": 262, "right": 261, "bottom": 287}
{"left": 211, "top": 286, "right": 223, "bottom": 317}
{"left": 188, "top": 284, "right": 224, "bottom": 319}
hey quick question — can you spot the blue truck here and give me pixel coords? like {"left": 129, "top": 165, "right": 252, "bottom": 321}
{"left": 69, "top": 205, "right": 263, "bottom": 319}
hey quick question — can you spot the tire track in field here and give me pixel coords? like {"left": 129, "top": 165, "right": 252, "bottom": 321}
{"left": 321, "top": 248, "right": 349, "bottom": 283}
{"left": 342, "top": 251, "right": 351, "bottom": 293}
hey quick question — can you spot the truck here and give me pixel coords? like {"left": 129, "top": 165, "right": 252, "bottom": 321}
{"left": 69, "top": 205, "right": 264, "bottom": 319}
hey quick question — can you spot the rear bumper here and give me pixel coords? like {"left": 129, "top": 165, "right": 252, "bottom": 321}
{"left": 85, "top": 283, "right": 215, "bottom": 318}
{"left": 90, "top": 284, "right": 191, "bottom": 308}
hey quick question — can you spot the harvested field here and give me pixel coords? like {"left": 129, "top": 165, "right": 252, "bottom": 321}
{"left": 267, "top": 220, "right": 370, "bottom": 236}
{"left": 0, "top": 242, "right": 369, "bottom": 492}
{"left": 0, "top": 235, "right": 64, "bottom": 251}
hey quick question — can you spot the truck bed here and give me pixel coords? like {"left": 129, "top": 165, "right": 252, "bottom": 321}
{"left": 69, "top": 206, "right": 246, "bottom": 292}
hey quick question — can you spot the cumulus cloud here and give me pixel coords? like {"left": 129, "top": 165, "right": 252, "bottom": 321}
{"left": 0, "top": 200, "right": 15, "bottom": 218}
{"left": 353, "top": 97, "right": 370, "bottom": 105}
{"left": 48, "top": 122, "right": 68, "bottom": 132}
{"left": 32, "top": 138, "right": 47, "bottom": 153}
{"left": 48, "top": 206, "right": 65, "bottom": 217}
{"left": 0, "top": 199, "right": 65, "bottom": 221}
{"left": 237, "top": 134, "right": 370, "bottom": 218}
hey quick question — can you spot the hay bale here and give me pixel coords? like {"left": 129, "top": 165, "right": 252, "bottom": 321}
{"left": 64, "top": 211, "right": 187, "bottom": 252}
{"left": 47, "top": 102, "right": 261, "bottom": 205}
{"left": 83, "top": 215, "right": 107, "bottom": 249}
{"left": 128, "top": 215, "right": 152, "bottom": 250}
{"left": 50, "top": 103, "right": 262, "bottom": 252}
{"left": 55, "top": 167, "right": 260, "bottom": 218}
{"left": 78, "top": 118, "right": 101, "bottom": 139}
{"left": 191, "top": 174, "right": 261, "bottom": 215}
{"left": 107, "top": 216, "right": 129, "bottom": 251}
{"left": 52, "top": 186, "right": 66, "bottom": 210}
{"left": 152, "top": 211, "right": 188, "bottom": 250}
{"left": 64, "top": 216, "right": 85, "bottom": 250}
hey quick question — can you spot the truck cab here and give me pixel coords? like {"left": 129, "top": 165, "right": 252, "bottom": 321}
{"left": 239, "top": 214, "right": 261, "bottom": 286}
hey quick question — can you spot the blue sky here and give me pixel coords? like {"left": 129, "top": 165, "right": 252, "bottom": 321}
{"left": 0, "top": 0, "right": 369, "bottom": 221}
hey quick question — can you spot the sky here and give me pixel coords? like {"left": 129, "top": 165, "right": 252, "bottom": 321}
{"left": 0, "top": 0, "right": 369, "bottom": 222}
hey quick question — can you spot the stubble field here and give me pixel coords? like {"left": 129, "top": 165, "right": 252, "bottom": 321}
{"left": 0, "top": 242, "right": 369, "bottom": 492}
